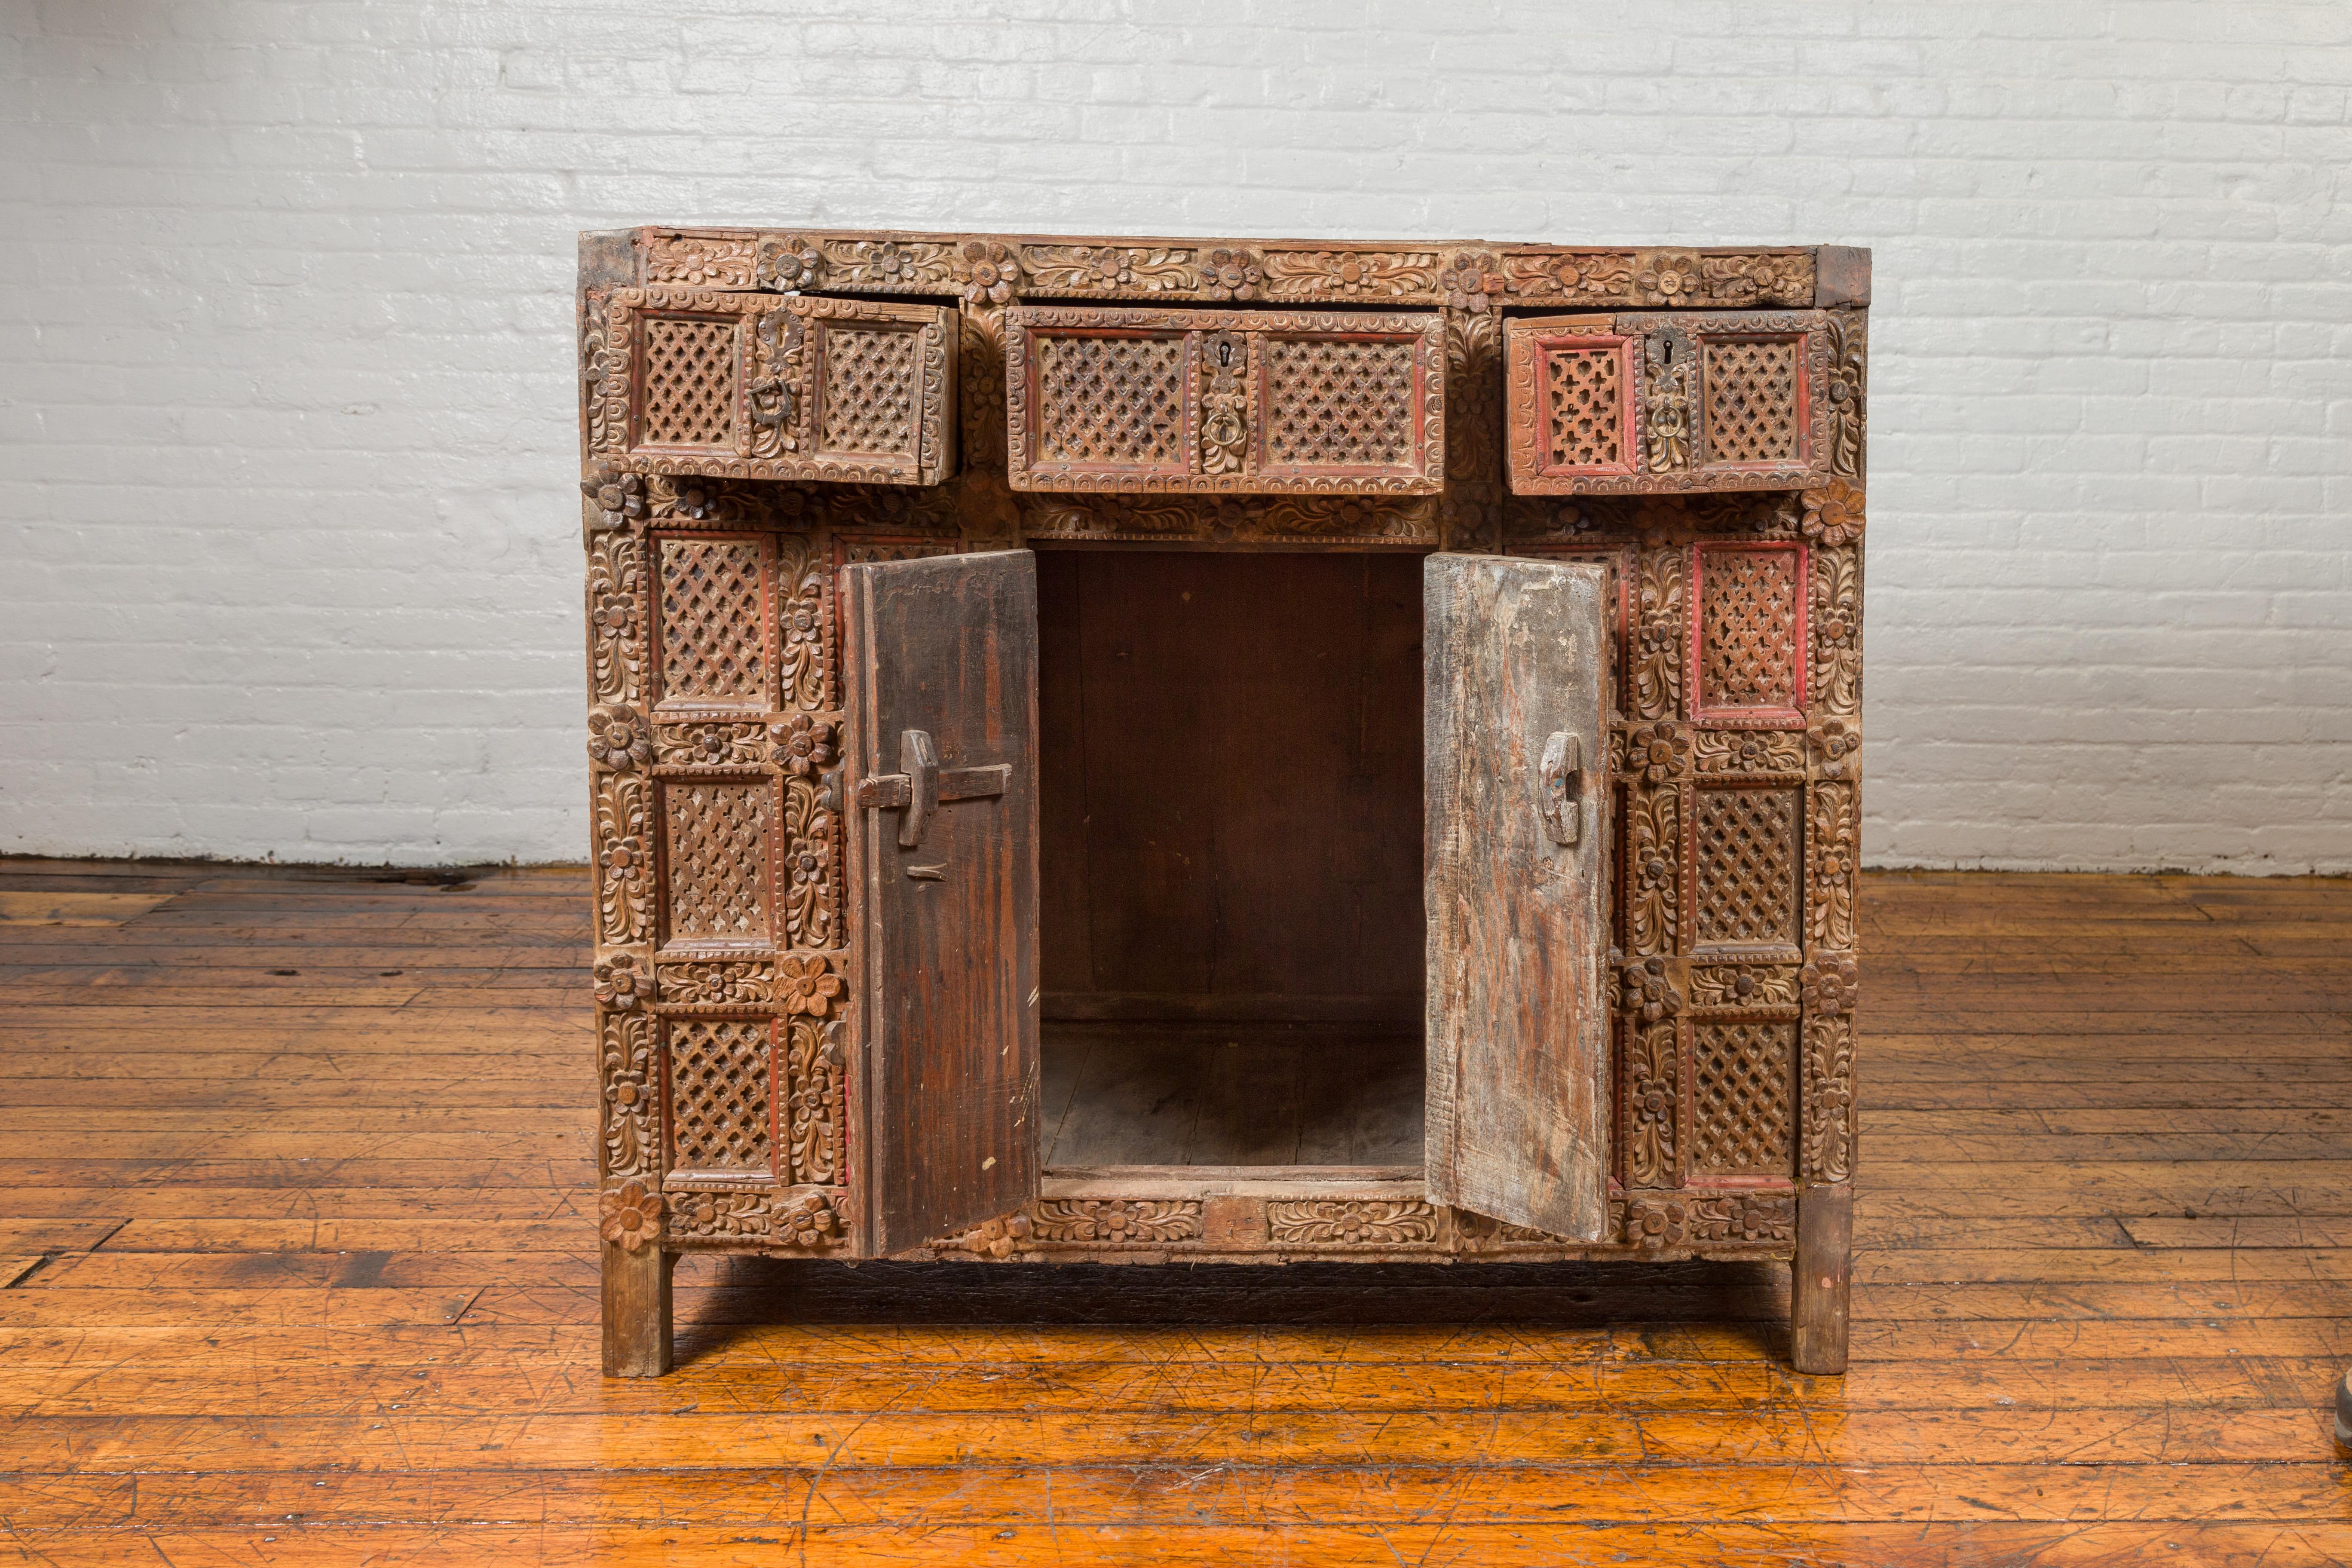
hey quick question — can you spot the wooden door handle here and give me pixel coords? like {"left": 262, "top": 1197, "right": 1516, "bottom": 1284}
{"left": 1538, "top": 730, "right": 1582, "bottom": 847}
{"left": 853, "top": 729, "right": 1013, "bottom": 849}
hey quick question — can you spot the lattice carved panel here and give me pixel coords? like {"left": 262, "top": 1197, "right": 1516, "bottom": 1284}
{"left": 1693, "top": 543, "right": 1804, "bottom": 724}
{"left": 1693, "top": 1020, "right": 1795, "bottom": 1176}
{"left": 660, "top": 779, "right": 775, "bottom": 947}
{"left": 655, "top": 535, "right": 770, "bottom": 710}
{"left": 1701, "top": 338, "right": 1803, "bottom": 466}
{"left": 666, "top": 1017, "right": 775, "bottom": 1176}
{"left": 1262, "top": 336, "right": 1417, "bottom": 469}
{"left": 1032, "top": 334, "right": 1188, "bottom": 469}
{"left": 637, "top": 316, "right": 738, "bottom": 450}
{"left": 1007, "top": 306, "right": 1443, "bottom": 494}
{"left": 1546, "top": 347, "right": 1626, "bottom": 469}
{"left": 816, "top": 325, "right": 922, "bottom": 456}
{"left": 1693, "top": 787, "right": 1801, "bottom": 952}
{"left": 1506, "top": 325, "right": 1636, "bottom": 485}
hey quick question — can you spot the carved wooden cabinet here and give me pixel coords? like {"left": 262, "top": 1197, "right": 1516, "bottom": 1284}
{"left": 582, "top": 229, "right": 1867, "bottom": 1378}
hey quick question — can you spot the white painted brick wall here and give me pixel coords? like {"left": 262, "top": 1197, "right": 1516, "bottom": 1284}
{"left": 3, "top": 1, "right": 2347, "bottom": 871}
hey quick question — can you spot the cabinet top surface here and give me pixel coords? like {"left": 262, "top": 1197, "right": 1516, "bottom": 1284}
{"left": 583, "top": 228, "right": 1871, "bottom": 311}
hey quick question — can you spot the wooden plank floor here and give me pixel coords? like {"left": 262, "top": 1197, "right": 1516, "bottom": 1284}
{"left": 0, "top": 861, "right": 2347, "bottom": 1565}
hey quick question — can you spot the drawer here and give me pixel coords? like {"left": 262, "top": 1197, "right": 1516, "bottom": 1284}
{"left": 1005, "top": 306, "right": 1444, "bottom": 495}
{"left": 591, "top": 288, "right": 957, "bottom": 485}
{"left": 1505, "top": 309, "right": 1841, "bottom": 494}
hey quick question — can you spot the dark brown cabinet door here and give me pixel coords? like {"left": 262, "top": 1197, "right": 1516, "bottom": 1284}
{"left": 844, "top": 550, "right": 1041, "bottom": 1255}
{"left": 1506, "top": 309, "right": 1837, "bottom": 495}
{"left": 1424, "top": 555, "right": 1611, "bottom": 1240}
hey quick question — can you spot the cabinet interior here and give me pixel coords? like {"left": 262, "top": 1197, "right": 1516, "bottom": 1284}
{"left": 1037, "top": 548, "right": 1427, "bottom": 1178}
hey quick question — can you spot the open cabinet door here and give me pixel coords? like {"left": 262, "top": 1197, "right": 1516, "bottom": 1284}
{"left": 1425, "top": 556, "right": 1611, "bottom": 1240}
{"left": 845, "top": 550, "right": 1040, "bottom": 1255}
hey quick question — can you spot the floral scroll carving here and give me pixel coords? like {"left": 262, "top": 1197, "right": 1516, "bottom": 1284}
{"left": 1624, "top": 786, "right": 1681, "bottom": 956}
{"left": 786, "top": 1017, "right": 844, "bottom": 1185}
{"left": 1688, "top": 964, "right": 1801, "bottom": 1011}
{"left": 1621, "top": 1191, "right": 1794, "bottom": 1250}
{"left": 1805, "top": 1016, "right": 1856, "bottom": 1184}
{"left": 658, "top": 959, "right": 775, "bottom": 1008}
{"left": 593, "top": 774, "right": 652, "bottom": 946}
{"left": 587, "top": 532, "right": 646, "bottom": 707}
{"left": 1505, "top": 251, "right": 1635, "bottom": 303}
{"left": 1813, "top": 546, "right": 1862, "bottom": 719}
{"left": 1033, "top": 1200, "right": 1203, "bottom": 1244}
{"left": 776, "top": 536, "right": 831, "bottom": 712}
{"left": 1825, "top": 314, "right": 1867, "bottom": 480}
{"left": 1020, "top": 245, "right": 1198, "bottom": 295}
{"left": 781, "top": 775, "right": 839, "bottom": 949}
{"left": 1262, "top": 250, "right": 1440, "bottom": 299}
{"left": 1623, "top": 1017, "right": 1680, "bottom": 1188}
{"left": 1632, "top": 545, "right": 1687, "bottom": 721}
{"left": 655, "top": 720, "right": 766, "bottom": 767}
{"left": 1268, "top": 1200, "right": 1440, "bottom": 1246}
{"left": 1810, "top": 783, "right": 1859, "bottom": 951}
{"left": 1694, "top": 728, "right": 1804, "bottom": 776}
{"left": 645, "top": 233, "right": 756, "bottom": 288}
{"left": 669, "top": 1187, "right": 845, "bottom": 1250}
{"left": 832, "top": 238, "right": 956, "bottom": 292}
{"left": 600, "top": 1011, "right": 658, "bottom": 1179}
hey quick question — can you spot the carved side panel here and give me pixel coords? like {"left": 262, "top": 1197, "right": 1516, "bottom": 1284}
{"left": 1691, "top": 785, "right": 1803, "bottom": 958}
{"left": 1690, "top": 1020, "right": 1796, "bottom": 1177}
{"left": 1690, "top": 541, "right": 1807, "bottom": 728}
{"left": 658, "top": 777, "right": 778, "bottom": 948}
{"left": 665, "top": 1017, "right": 776, "bottom": 1177}
{"left": 653, "top": 533, "right": 773, "bottom": 714}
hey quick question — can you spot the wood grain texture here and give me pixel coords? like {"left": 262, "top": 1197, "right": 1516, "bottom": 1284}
{"left": 1036, "top": 550, "right": 1423, "bottom": 1023}
{"left": 1423, "top": 555, "right": 1610, "bottom": 1239}
{"left": 5, "top": 859, "right": 2350, "bottom": 1562}
{"left": 846, "top": 549, "right": 1041, "bottom": 1255}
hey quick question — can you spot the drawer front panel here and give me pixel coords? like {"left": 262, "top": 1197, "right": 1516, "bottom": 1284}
{"left": 1007, "top": 306, "right": 1443, "bottom": 494}
{"left": 1507, "top": 309, "right": 1835, "bottom": 495}
{"left": 592, "top": 287, "right": 957, "bottom": 485}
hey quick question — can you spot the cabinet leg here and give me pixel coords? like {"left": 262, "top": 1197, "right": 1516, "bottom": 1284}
{"left": 602, "top": 1241, "right": 674, "bottom": 1378}
{"left": 1791, "top": 1183, "right": 1853, "bottom": 1375}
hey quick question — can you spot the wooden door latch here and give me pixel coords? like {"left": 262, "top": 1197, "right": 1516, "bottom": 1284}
{"left": 1538, "top": 730, "right": 1582, "bottom": 847}
{"left": 854, "top": 729, "right": 1012, "bottom": 848}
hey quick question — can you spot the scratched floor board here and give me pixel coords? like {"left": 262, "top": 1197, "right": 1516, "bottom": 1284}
{"left": 0, "top": 862, "right": 2344, "bottom": 1563}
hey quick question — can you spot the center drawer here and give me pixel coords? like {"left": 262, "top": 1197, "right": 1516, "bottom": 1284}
{"left": 1004, "top": 306, "right": 1445, "bottom": 495}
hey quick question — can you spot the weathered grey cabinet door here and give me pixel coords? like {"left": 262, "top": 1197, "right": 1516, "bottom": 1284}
{"left": 845, "top": 550, "right": 1040, "bottom": 1255}
{"left": 1424, "top": 555, "right": 1611, "bottom": 1240}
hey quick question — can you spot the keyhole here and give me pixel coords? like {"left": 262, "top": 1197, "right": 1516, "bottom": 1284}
{"left": 1217, "top": 340, "right": 1233, "bottom": 368}
{"left": 1661, "top": 340, "right": 1674, "bottom": 365}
